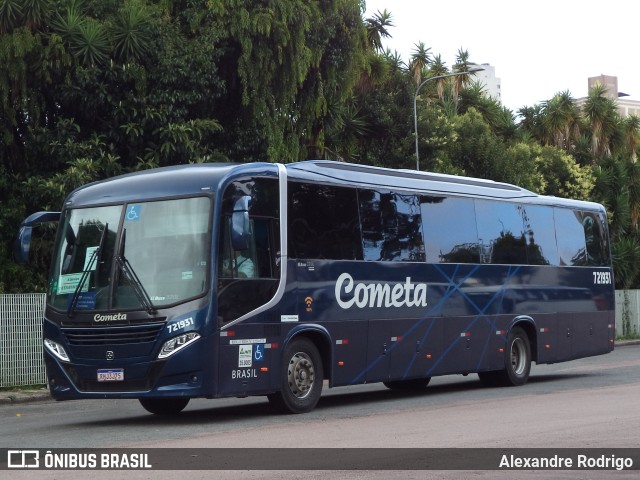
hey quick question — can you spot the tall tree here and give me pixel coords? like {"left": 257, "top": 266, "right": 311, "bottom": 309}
{"left": 408, "top": 41, "right": 431, "bottom": 86}
{"left": 541, "top": 91, "right": 581, "bottom": 149}
{"left": 212, "top": 0, "right": 366, "bottom": 161}
{"left": 364, "top": 8, "right": 393, "bottom": 51}
{"left": 582, "top": 83, "right": 620, "bottom": 160}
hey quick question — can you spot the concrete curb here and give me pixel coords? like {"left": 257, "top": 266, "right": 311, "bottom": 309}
{"left": 0, "top": 388, "right": 51, "bottom": 405}
{"left": 1, "top": 341, "right": 638, "bottom": 405}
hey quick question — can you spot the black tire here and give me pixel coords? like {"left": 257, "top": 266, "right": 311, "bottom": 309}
{"left": 477, "top": 370, "right": 502, "bottom": 387}
{"left": 383, "top": 377, "right": 431, "bottom": 390}
{"left": 139, "top": 398, "right": 190, "bottom": 415}
{"left": 268, "top": 337, "right": 323, "bottom": 414}
{"left": 479, "top": 326, "right": 531, "bottom": 387}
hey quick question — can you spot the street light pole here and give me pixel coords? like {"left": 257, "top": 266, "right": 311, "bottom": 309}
{"left": 413, "top": 67, "right": 484, "bottom": 171}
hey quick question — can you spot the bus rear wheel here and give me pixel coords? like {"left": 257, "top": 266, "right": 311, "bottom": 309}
{"left": 479, "top": 326, "right": 531, "bottom": 387}
{"left": 268, "top": 338, "right": 323, "bottom": 414}
{"left": 139, "top": 398, "right": 190, "bottom": 415}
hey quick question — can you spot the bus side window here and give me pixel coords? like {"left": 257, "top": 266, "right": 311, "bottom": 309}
{"left": 217, "top": 177, "right": 280, "bottom": 324}
{"left": 420, "top": 196, "right": 479, "bottom": 264}
{"left": 288, "top": 182, "right": 362, "bottom": 260}
{"left": 555, "top": 208, "right": 588, "bottom": 266}
{"left": 582, "top": 211, "right": 610, "bottom": 266}
{"left": 475, "top": 200, "right": 527, "bottom": 265}
{"left": 360, "top": 189, "right": 425, "bottom": 262}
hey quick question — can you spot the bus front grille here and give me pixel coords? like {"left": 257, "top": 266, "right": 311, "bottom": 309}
{"left": 62, "top": 324, "right": 164, "bottom": 346}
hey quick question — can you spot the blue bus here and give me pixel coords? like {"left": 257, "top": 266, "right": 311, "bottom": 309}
{"left": 17, "top": 161, "right": 615, "bottom": 414}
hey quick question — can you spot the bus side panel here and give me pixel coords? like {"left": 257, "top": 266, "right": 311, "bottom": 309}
{"left": 329, "top": 320, "right": 369, "bottom": 386}
{"left": 217, "top": 323, "right": 278, "bottom": 397}
{"left": 364, "top": 319, "right": 390, "bottom": 383}
{"left": 553, "top": 311, "right": 613, "bottom": 364}
{"left": 389, "top": 317, "right": 443, "bottom": 382}
{"left": 532, "top": 313, "right": 559, "bottom": 365}
{"left": 572, "top": 311, "right": 612, "bottom": 358}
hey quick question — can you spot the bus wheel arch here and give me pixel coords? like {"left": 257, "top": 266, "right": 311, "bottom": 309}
{"left": 268, "top": 332, "right": 328, "bottom": 414}
{"left": 513, "top": 318, "right": 538, "bottom": 364}
{"left": 479, "top": 319, "right": 534, "bottom": 387}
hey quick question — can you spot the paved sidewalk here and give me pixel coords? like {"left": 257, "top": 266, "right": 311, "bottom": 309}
{"left": 2, "top": 340, "right": 639, "bottom": 406}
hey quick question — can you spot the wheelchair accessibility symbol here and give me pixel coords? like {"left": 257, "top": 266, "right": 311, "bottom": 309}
{"left": 125, "top": 205, "right": 141, "bottom": 221}
{"left": 254, "top": 344, "right": 264, "bottom": 362}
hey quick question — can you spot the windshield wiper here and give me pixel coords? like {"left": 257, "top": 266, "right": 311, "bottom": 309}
{"left": 67, "top": 223, "right": 108, "bottom": 317}
{"left": 115, "top": 250, "right": 157, "bottom": 315}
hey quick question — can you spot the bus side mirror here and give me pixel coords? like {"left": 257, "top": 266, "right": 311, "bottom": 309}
{"left": 14, "top": 211, "right": 61, "bottom": 263}
{"left": 231, "top": 196, "right": 251, "bottom": 251}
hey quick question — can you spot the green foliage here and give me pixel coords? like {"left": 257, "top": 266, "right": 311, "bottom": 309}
{"left": 611, "top": 236, "right": 640, "bottom": 289}
{"left": 534, "top": 145, "right": 594, "bottom": 199}
{"left": 2, "top": 1, "right": 640, "bottom": 291}
{"left": 110, "top": 0, "right": 154, "bottom": 63}
{"left": 448, "top": 108, "right": 505, "bottom": 179}
{"left": 212, "top": 0, "right": 367, "bottom": 161}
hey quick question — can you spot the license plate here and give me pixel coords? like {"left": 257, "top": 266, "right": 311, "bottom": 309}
{"left": 97, "top": 368, "right": 124, "bottom": 382}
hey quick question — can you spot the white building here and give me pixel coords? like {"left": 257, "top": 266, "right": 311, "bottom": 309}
{"left": 473, "top": 63, "right": 501, "bottom": 103}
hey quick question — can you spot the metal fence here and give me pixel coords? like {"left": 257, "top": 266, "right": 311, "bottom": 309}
{"left": 616, "top": 290, "right": 640, "bottom": 337}
{"left": 0, "top": 294, "right": 46, "bottom": 387}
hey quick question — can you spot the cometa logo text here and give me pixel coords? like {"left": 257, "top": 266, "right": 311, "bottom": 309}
{"left": 94, "top": 313, "right": 128, "bottom": 322}
{"left": 335, "top": 273, "right": 428, "bottom": 309}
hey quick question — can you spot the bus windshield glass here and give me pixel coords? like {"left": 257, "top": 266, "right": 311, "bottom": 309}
{"left": 48, "top": 197, "right": 211, "bottom": 312}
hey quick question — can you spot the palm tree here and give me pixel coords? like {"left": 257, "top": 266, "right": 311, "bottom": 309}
{"left": 0, "top": 0, "right": 23, "bottom": 33}
{"left": 541, "top": 91, "right": 580, "bottom": 149}
{"left": 429, "top": 54, "right": 448, "bottom": 102}
{"left": 517, "top": 105, "right": 545, "bottom": 143}
{"left": 365, "top": 9, "right": 393, "bottom": 52}
{"left": 451, "top": 48, "right": 474, "bottom": 102}
{"left": 409, "top": 42, "right": 431, "bottom": 86}
{"left": 620, "top": 114, "right": 640, "bottom": 161}
{"left": 110, "top": 0, "right": 154, "bottom": 63}
{"left": 355, "top": 51, "right": 391, "bottom": 93}
{"left": 582, "top": 83, "right": 620, "bottom": 160}
{"left": 22, "top": 0, "right": 50, "bottom": 31}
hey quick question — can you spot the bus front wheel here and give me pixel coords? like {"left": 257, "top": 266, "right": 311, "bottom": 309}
{"left": 139, "top": 398, "right": 190, "bottom": 415}
{"left": 268, "top": 338, "right": 323, "bottom": 414}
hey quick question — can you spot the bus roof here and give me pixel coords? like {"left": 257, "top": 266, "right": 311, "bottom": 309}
{"left": 285, "top": 161, "right": 604, "bottom": 211}
{"left": 64, "top": 160, "right": 604, "bottom": 212}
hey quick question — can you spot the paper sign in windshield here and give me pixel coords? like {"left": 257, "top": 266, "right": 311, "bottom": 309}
{"left": 83, "top": 246, "right": 99, "bottom": 271}
{"left": 58, "top": 273, "right": 89, "bottom": 295}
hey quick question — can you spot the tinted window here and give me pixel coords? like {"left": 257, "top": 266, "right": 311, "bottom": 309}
{"left": 475, "top": 200, "right": 527, "bottom": 264}
{"left": 554, "top": 208, "right": 611, "bottom": 267}
{"left": 521, "top": 205, "right": 559, "bottom": 265}
{"left": 219, "top": 177, "right": 280, "bottom": 279}
{"left": 288, "top": 182, "right": 362, "bottom": 260}
{"left": 359, "top": 189, "right": 425, "bottom": 262}
{"left": 582, "top": 210, "right": 610, "bottom": 266}
{"left": 420, "top": 196, "right": 479, "bottom": 263}
{"left": 218, "top": 178, "right": 280, "bottom": 324}
{"left": 554, "top": 208, "right": 588, "bottom": 266}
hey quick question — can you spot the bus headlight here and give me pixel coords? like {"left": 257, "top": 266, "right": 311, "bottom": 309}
{"left": 158, "top": 332, "right": 200, "bottom": 359}
{"left": 44, "top": 339, "right": 70, "bottom": 362}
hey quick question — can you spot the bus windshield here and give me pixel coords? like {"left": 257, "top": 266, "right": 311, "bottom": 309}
{"left": 48, "top": 197, "right": 211, "bottom": 312}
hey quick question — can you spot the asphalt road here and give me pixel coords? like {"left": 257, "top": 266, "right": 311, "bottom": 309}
{"left": 3, "top": 344, "right": 640, "bottom": 479}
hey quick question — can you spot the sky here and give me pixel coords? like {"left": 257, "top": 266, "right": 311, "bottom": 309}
{"left": 364, "top": 0, "right": 640, "bottom": 112}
